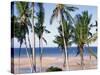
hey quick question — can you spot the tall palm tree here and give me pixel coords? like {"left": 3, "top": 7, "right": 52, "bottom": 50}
{"left": 34, "top": 3, "right": 50, "bottom": 72}
{"left": 73, "top": 11, "right": 92, "bottom": 69}
{"left": 12, "top": 15, "right": 33, "bottom": 73}
{"left": 50, "top": 4, "right": 78, "bottom": 70}
{"left": 11, "top": 11, "right": 24, "bottom": 73}
{"left": 54, "top": 19, "right": 73, "bottom": 69}
{"left": 15, "top": 2, "right": 35, "bottom": 72}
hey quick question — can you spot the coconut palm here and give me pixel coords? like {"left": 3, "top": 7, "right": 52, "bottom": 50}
{"left": 73, "top": 11, "right": 92, "bottom": 69}
{"left": 15, "top": 2, "right": 36, "bottom": 72}
{"left": 50, "top": 4, "right": 78, "bottom": 70}
{"left": 11, "top": 9, "right": 24, "bottom": 73}
{"left": 53, "top": 19, "right": 73, "bottom": 69}
{"left": 11, "top": 15, "right": 33, "bottom": 73}
{"left": 34, "top": 3, "right": 50, "bottom": 72}
{"left": 86, "top": 21, "right": 97, "bottom": 64}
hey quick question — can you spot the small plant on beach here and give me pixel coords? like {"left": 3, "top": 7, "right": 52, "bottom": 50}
{"left": 46, "top": 66, "right": 62, "bottom": 72}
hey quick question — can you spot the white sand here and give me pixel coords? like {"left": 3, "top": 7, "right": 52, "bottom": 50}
{"left": 12, "top": 55, "right": 97, "bottom": 72}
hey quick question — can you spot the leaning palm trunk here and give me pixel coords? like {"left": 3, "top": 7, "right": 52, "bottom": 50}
{"left": 79, "top": 46, "right": 84, "bottom": 70}
{"left": 27, "top": 34, "right": 35, "bottom": 69}
{"left": 31, "top": 3, "right": 36, "bottom": 72}
{"left": 40, "top": 36, "right": 43, "bottom": 72}
{"left": 25, "top": 38, "right": 33, "bottom": 72}
{"left": 39, "top": 36, "right": 43, "bottom": 72}
{"left": 63, "top": 48, "right": 67, "bottom": 68}
{"left": 19, "top": 44, "right": 22, "bottom": 73}
{"left": 66, "top": 46, "right": 70, "bottom": 70}
{"left": 87, "top": 44, "right": 92, "bottom": 65}
{"left": 60, "top": 19, "right": 69, "bottom": 70}
{"left": 39, "top": 38, "right": 41, "bottom": 71}
{"left": 27, "top": 33, "right": 32, "bottom": 54}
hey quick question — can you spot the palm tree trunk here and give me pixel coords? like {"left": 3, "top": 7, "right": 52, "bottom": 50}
{"left": 19, "top": 43, "right": 22, "bottom": 73}
{"left": 31, "top": 3, "right": 36, "bottom": 72}
{"left": 24, "top": 37, "right": 33, "bottom": 72}
{"left": 27, "top": 33, "right": 32, "bottom": 53}
{"left": 39, "top": 38, "right": 41, "bottom": 71}
{"left": 40, "top": 37, "right": 43, "bottom": 72}
{"left": 66, "top": 46, "right": 70, "bottom": 70}
{"left": 62, "top": 31, "right": 69, "bottom": 70}
{"left": 79, "top": 46, "right": 84, "bottom": 70}
{"left": 60, "top": 20, "right": 69, "bottom": 70}
{"left": 87, "top": 44, "right": 92, "bottom": 65}
{"left": 27, "top": 34, "right": 35, "bottom": 71}
{"left": 63, "top": 49, "right": 66, "bottom": 68}
{"left": 38, "top": 35, "right": 44, "bottom": 72}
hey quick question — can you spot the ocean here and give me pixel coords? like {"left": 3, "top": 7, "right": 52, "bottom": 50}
{"left": 11, "top": 47, "right": 97, "bottom": 58}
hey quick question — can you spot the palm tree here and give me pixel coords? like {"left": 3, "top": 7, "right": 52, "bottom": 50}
{"left": 34, "top": 3, "right": 50, "bottom": 72}
{"left": 15, "top": 2, "right": 35, "bottom": 72}
{"left": 53, "top": 19, "right": 73, "bottom": 69}
{"left": 50, "top": 4, "right": 78, "bottom": 70}
{"left": 11, "top": 12, "right": 24, "bottom": 73}
{"left": 86, "top": 21, "right": 97, "bottom": 64}
{"left": 73, "top": 11, "right": 92, "bottom": 69}
{"left": 11, "top": 15, "right": 33, "bottom": 73}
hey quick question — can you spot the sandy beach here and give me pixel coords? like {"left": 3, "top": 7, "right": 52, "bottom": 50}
{"left": 11, "top": 55, "right": 97, "bottom": 73}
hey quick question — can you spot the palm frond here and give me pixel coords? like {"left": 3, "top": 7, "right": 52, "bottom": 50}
{"left": 50, "top": 9, "right": 57, "bottom": 24}
{"left": 45, "top": 29, "right": 51, "bottom": 33}
{"left": 42, "top": 37, "right": 47, "bottom": 45}
{"left": 64, "top": 6, "right": 78, "bottom": 11}
{"left": 88, "top": 46, "right": 97, "bottom": 59}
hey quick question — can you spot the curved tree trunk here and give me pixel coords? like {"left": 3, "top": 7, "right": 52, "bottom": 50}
{"left": 60, "top": 20, "right": 69, "bottom": 70}
{"left": 63, "top": 49, "right": 66, "bottom": 67}
{"left": 31, "top": 3, "right": 36, "bottom": 72}
{"left": 39, "top": 39, "right": 41, "bottom": 71}
{"left": 87, "top": 44, "right": 92, "bottom": 65}
{"left": 66, "top": 46, "right": 70, "bottom": 70}
{"left": 19, "top": 43, "right": 22, "bottom": 73}
{"left": 27, "top": 33, "right": 35, "bottom": 72}
{"left": 79, "top": 46, "right": 84, "bottom": 70}
{"left": 25, "top": 37, "right": 33, "bottom": 72}
{"left": 40, "top": 37, "right": 43, "bottom": 72}
{"left": 39, "top": 35, "right": 43, "bottom": 72}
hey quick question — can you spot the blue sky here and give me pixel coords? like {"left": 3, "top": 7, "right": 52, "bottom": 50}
{"left": 12, "top": 3, "right": 97, "bottom": 48}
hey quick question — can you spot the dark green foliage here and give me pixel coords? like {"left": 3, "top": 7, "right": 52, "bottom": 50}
{"left": 46, "top": 66, "right": 62, "bottom": 72}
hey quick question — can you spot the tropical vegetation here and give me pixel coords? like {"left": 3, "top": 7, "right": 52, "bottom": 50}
{"left": 11, "top": 2, "right": 97, "bottom": 73}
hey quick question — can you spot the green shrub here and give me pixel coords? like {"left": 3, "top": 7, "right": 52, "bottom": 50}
{"left": 46, "top": 66, "right": 62, "bottom": 72}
